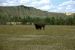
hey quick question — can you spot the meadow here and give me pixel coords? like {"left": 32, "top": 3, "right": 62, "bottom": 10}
{"left": 0, "top": 25, "right": 75, "bottom": 50}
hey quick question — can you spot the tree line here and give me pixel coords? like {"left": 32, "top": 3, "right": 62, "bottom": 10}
{"left": 0, "top": 14, "right": 75, "bottom": 25}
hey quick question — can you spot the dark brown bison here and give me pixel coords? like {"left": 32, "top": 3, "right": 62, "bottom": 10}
{"left": 34, "top": 23, "right": 45, "bottom": 30}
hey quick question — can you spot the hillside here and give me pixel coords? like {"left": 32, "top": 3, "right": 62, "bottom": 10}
{"left": 0, "top": 5, "right": 67, "bottom": 17}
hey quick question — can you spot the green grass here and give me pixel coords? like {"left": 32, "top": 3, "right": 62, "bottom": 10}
{"left": 0, "top": 25, "right": 75, "bottom": 50}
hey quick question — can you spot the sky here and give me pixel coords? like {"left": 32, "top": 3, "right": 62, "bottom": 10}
{"left": 0, "top": 0, "right": 75, "bottom": 13}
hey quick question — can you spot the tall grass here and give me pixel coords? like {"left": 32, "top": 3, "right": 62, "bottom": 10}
{"left": 0, "top": 25, "right": 75, "bottom": 50}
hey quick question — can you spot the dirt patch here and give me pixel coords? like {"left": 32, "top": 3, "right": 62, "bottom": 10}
{"left": 6, "top": 35, "right": 48, "bottom": 41}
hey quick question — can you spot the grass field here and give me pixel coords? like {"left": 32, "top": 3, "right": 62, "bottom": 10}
{"left": 0, "top": 25, "right": 75, "bottom": 50}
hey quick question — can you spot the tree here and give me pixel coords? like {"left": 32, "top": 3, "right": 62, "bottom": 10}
{"left": 44, "top": 17, "right": 50, "bottom": 24}
{"left": 0, "top": 15, "right": 7, "bottom": 25}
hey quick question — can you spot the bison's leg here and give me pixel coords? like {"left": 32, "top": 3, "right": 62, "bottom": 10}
{"left": 39, "top": 26, "right": 42, "bottom": 30}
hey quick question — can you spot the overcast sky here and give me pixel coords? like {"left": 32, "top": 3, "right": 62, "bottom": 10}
{"left": 0, "top": 0, "right": 75, "bottom": 13}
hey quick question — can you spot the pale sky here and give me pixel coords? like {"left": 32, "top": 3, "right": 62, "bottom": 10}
{"left": 0, "top": 0, "right": 75, "bottom": 13}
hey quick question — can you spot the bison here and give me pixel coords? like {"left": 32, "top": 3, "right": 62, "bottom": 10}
{"left": 34, "top": 23, "right": 45, "bottom": 30}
